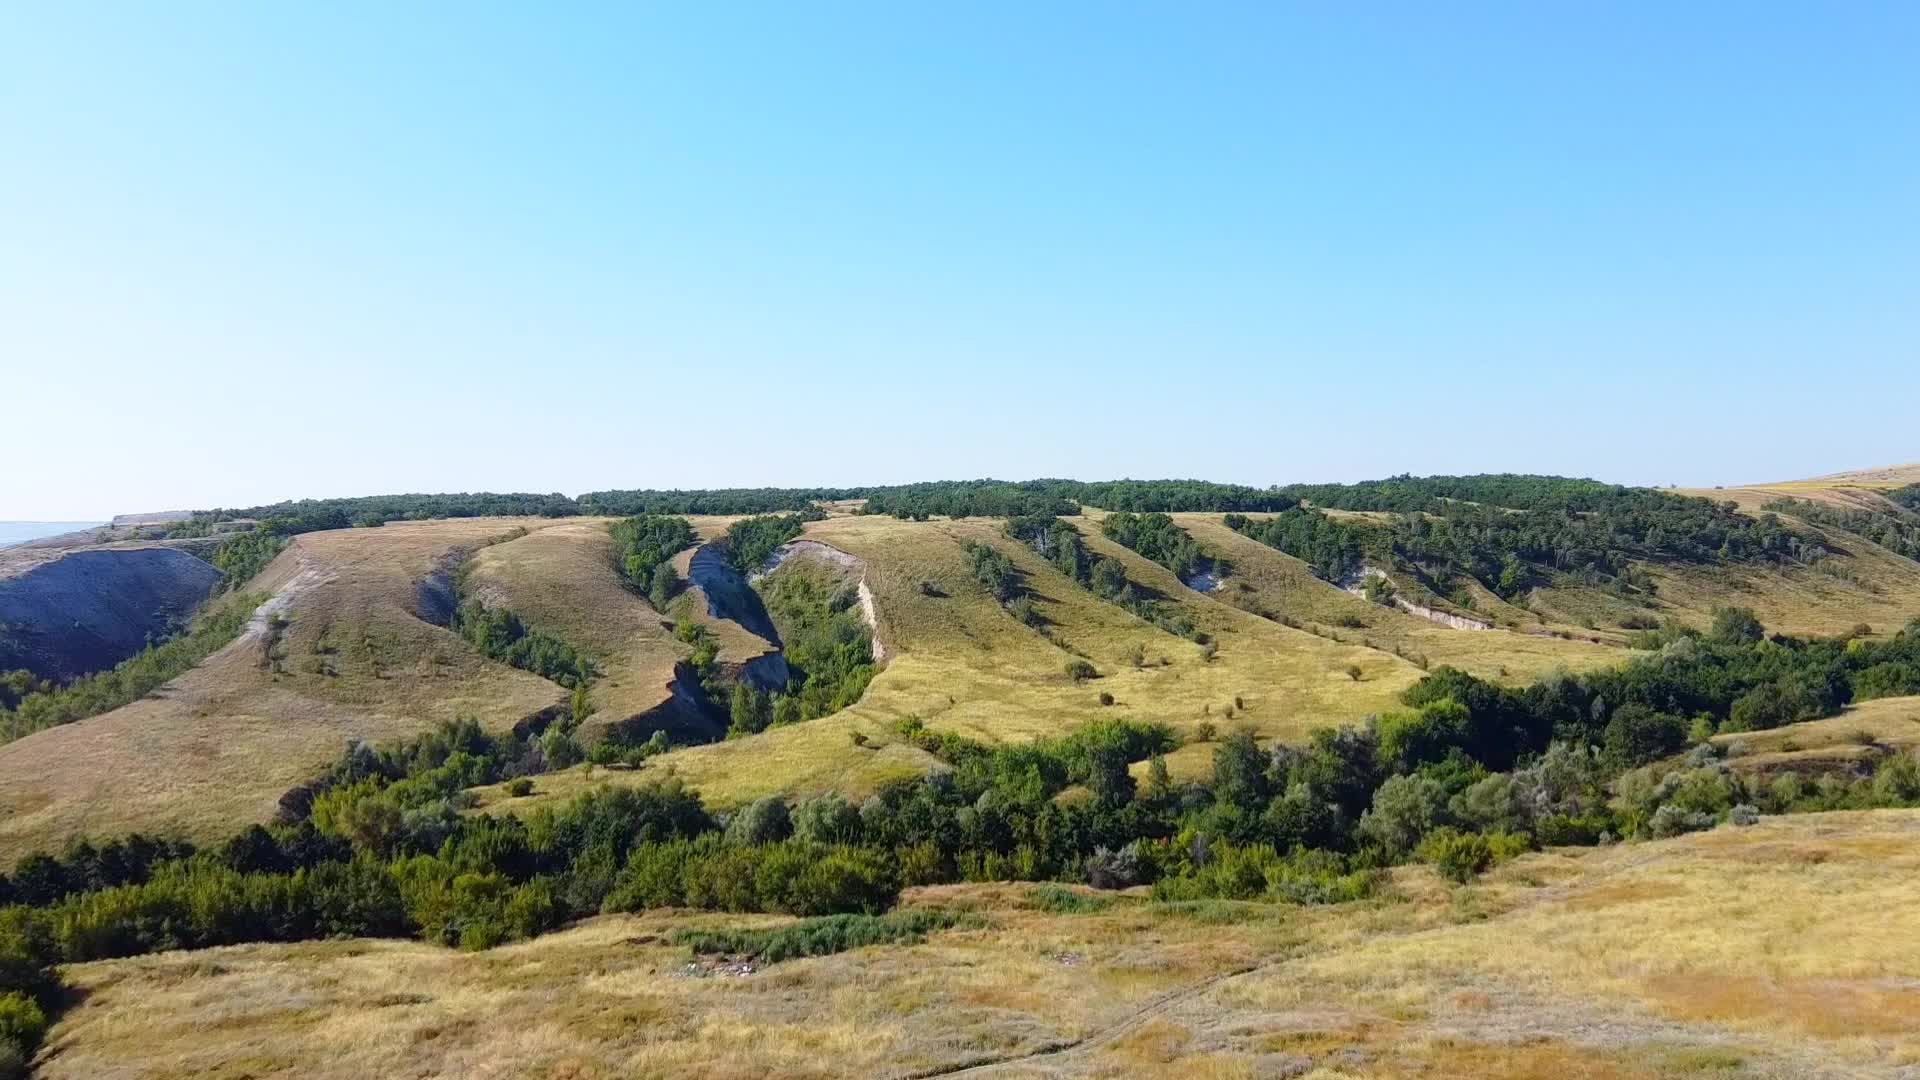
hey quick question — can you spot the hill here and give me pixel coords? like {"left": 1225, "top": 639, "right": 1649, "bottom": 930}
{"left": 36, "top": 808, "right": 1920, "bottom": 1078}
{"left": 6, "top": 470, "right": 1920, "bottom": 1076}
{"left": 7, "top": 471, "right": 1920, "bottom": 859}
{"left": 0, "top": 518, "right": 570, "bottom": 861}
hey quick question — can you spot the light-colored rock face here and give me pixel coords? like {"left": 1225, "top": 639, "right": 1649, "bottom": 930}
{"left": 0, "top": 546, "right": 222, "bottom": 680}
{"left": 1342, "top": 565, "right": 1494, "bottom": 632}
{"left": 758, "top": 540, "right": 889, "bottom": 665}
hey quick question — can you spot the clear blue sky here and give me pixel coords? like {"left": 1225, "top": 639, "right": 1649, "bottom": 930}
{"left": 4, "top": 3, "right": 1916, "bottom": 519}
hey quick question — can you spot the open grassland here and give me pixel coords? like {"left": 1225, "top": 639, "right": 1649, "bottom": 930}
{"left": 1709, "top": 694, "right": 1920, "bottom": 776}
{"left": 40, "top": 809, "right": 1920, "bottom": 1079}
{"left": 0, "top": 518, "right": 570, "bottom": 863}
{"left": 1681, "top": 464, "right": 1920, "bottom": 512}
{"left": 466, "top": 519, "right": 697, "bottom": 740}
{"left": 1643, "top": 544, "right": 1920, "bottom": 639}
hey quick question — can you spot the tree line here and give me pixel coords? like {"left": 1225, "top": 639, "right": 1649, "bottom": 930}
{"left": 1761, "top": 495, "right": 1920, "bottom": 563}
{"left": 1227, "top": 486, "right": 1816, "bottom": 600}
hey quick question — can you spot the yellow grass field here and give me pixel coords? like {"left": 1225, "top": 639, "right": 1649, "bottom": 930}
{"left": 39, "top": 808, "right": 1920, "bottom": 1078}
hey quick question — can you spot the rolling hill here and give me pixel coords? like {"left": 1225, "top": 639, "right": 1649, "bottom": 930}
{"left": 6, "top": 469, "right": 1920, "bottom": 1078}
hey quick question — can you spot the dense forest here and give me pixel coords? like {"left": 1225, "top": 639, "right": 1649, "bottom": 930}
{"left": 184, "top": 492, "right": 582, "bottom": 532}
{"left": 1226, "top": 479, "right": 1814, "bottom": 599}
{"left": 722, "top": 513, "right": 814, "bottom": 573}
{"left": 579, "top": 488, "right": 861, "bottom": 516}
{"left": 862, "top": 479, "right": 1294, "bottom": 519}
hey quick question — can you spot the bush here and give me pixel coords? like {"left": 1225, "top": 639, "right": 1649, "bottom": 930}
{"left": 670, "top": 908, "right": 975, "bottom": 963}
{"left": 725, "top": 797, "right": 793, "bottom": 846}
{"left": 0, "top": 994, "right": 45, "bottom": 1057}
{"left": 1064, "top": 659, "right": 1098, "bottom": 682}
{"left": 1084, "top": 843, "right": 1144, "bottom": 890}
{"left": 1357, "top": 774, "right": 1449, "bottom": 858}
{"left": 791, "top": 795, "right": 861, "bottom": 846}
{"left": 506, "top": 778, "right": 534, "bottom": 798}
{"left": 1418, "top": 829, "right": 1493, "bottom": 883}
{"left": 1648, "top": 804, "right": 1715, "bottom": 839}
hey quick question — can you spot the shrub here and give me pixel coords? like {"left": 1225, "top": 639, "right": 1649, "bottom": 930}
{"left": 791, "top": 795, "right": 861, "bottom": 846}
{"left": 506, "top": 778, "right": 534, "bottom": 798}
{"left": 1098, "top": 692, "right": 1115, "bottom": 707}
{"left": 670, "top": 908, "right": 975, "bottom": 964}
{"left": 1648, "top": 804, "right": 1715, "bottom": 838}
{"left": 1084, "top": 843, "right": 1144, "bottom": 890}
{"left": 725, "top": 797, "right": 793, "bottom": 846}
{"left": 1030, "top": 884, "right": 1115, "bottom": 914}
{"left": 1418, "top": 829, "right": 1493, "bottom": 883}
{"left": 1064, "top": 659, "right": 1098, "bottom": 682}
{"left": 1357, "top": 774, "right": 1449, "bottom": 858}
{"left": 1872, "top": 752, "right": 1920, "bottom": 805}
{"left": 0, "top": 994, "right": 45, "bottom": 1057}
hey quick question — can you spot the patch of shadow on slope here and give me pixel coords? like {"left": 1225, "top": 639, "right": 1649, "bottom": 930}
{"left": 688, "top": 542, "right": 782, "bottom": 645}
{"left": 0, "top": 547, "right": 222, "bottom": 681}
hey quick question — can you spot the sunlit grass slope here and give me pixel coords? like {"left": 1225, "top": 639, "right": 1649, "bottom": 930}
{"left": 0, "top": 518, "right": 570, "bottom": 863}
{"left": 42, "top": 809, "right": 1920, "bottom": 1079}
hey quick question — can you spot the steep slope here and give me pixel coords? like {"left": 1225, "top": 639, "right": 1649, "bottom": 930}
{"left": 464, "top": 519, "right": 712, "bottom": 742}
{"left": 0, "top": 518, "right": 570, "bottom": 863}
{"left": 0, "top": 546, "right": 221, "bottom": 680}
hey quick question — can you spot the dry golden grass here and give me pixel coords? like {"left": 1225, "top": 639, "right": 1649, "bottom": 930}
{"left": 0, "top": 518, "right": 570, "bottom": 863}
{"left": 42, "top": 810, "right": 1920, "bottom": 1078}
{"left": 480, "top": 513, "right": 1460, "bottom": 812}
{"left": 1706, "top": 694, "right": 1920, "bottom": 775}
{"left": 466, "top": 519, "right": 696, "bottom": 740}
{"left": 1174, "top": 514, "right": 1625, "bottom": 677}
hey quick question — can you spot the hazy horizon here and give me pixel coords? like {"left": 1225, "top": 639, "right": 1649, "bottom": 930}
{"left": 6, "top": 3, "right": 1916, "bottom": 519}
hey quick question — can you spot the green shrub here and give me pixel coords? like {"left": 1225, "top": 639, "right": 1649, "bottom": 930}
{"left": 1064, "top": 659, "right": 1098, "bottom": 681}
{"left": 0, "top": 994, "right": 45, "bottom": 1056}
{"left": 1418, "top": 828, "right": 1493, "bottom": 883}
{"left": 506, "top": 778, "right": 534, "bottom": 798}
{"left": 725, "top": 797, "right": 792, "bottom": 846}
{"left": 1029, "top": 884, "right": 1115, "bottom": 914}
{"left": 671, "top": 908, "right": 977, "bottom": 964}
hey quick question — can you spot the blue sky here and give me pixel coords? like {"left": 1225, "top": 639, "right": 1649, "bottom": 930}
{"left": 3, "top": 3, "right": 1916, "bottom": 519}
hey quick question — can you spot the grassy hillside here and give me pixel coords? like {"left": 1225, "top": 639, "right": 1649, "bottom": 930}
{"left": 463, "top": 518, "right": 702, "bottom": 742}
{"left": 10, "top": 472, "right": 1920, "bottom": 861}
{"left": 38, "top": 808, "right": 1920, "bottom": 1079}
{"left": 0, "top": 518, "right": 570, "bottom": 863}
